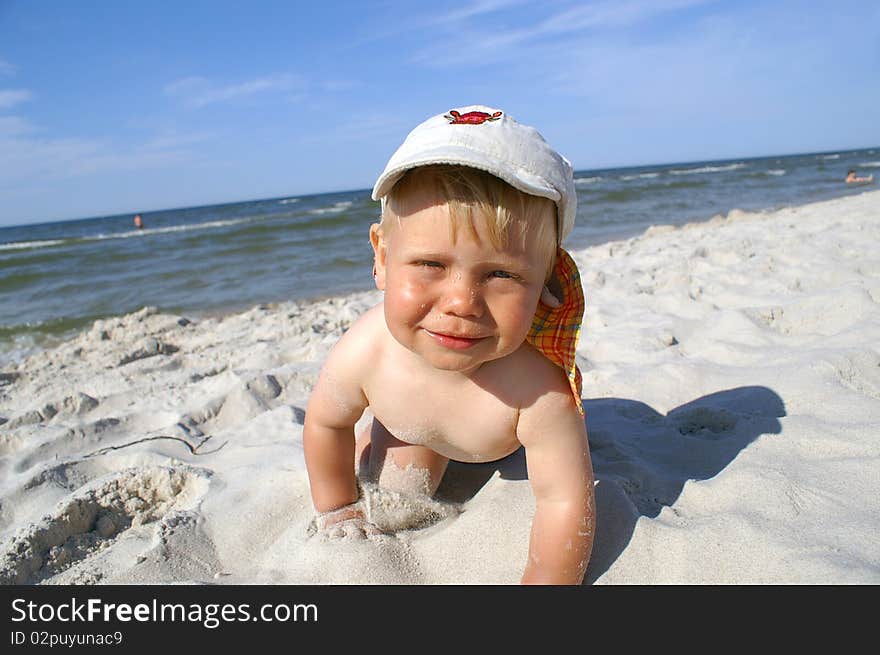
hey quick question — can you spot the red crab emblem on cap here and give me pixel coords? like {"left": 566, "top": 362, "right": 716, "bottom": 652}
{"left": 445, "top": 110, "right": 503, "bottom": 125}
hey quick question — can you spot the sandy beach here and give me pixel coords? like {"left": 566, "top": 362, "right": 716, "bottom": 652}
{"left": 1, "top": 189, "right": 878, "bottom": 585}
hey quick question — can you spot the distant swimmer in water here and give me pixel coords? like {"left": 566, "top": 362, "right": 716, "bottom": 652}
{"left": 134, "top": 214, "right": 144, "bottom": 229}
{"left": 846, "top": 169, "right": 873, "bottom": 184}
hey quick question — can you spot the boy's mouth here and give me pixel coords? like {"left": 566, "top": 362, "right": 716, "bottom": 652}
{"left": 424, "top": 329, "right": 487, "bottom": 350}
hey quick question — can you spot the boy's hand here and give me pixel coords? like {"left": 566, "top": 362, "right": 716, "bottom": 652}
{"left": 316, "top": 501, "right": 383, "bottom": 540}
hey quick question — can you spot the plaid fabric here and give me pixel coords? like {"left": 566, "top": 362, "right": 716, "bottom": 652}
{"left": 526, "top": 248, "right": 585, "bottom": 416}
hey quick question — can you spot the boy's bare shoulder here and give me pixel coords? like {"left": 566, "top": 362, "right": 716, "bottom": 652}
{"left": 498, "top": 344, "right": 583, "bottom": 442}
{"left": 343, "top": 302, "right": 385, "bottom": 340}
{"left": 488, "top": 342, "right": 574, "bottom": 408}
{"left": 508, "top": 341, "right": 571, "bottom": 386}
{"left": 323, "top": 303, "right": 387, "bottom": 368}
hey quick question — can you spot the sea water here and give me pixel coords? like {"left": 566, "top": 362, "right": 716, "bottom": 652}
{"left": 1, "top": 147, "right": 877, "bottom": 366}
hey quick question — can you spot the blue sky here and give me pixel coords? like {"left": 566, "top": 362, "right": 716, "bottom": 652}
{"left": 1, "top": 0, "right": 877, "bottom": 227}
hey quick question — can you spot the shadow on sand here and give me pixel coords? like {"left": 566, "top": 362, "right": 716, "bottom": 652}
{"left": 436, "top": 385, "right": 785, "bottom": 584}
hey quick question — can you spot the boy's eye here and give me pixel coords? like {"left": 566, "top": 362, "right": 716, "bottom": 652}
{"left": 490, "top": 270, "right": 519, "bottom": 280}
{"left": 416, "top": 260, "right": 444, "bottom": 269}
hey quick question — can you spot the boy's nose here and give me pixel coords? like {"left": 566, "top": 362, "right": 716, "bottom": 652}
{"left": 438, "top": 274, "right": 484, "bottom": 318}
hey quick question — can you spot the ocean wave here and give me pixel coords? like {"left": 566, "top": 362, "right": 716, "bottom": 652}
{"left": 620, "top": 173, "right": 659, "bottom": 181}
{"left": 0, "top": 239, "right": 65, "bottom": 252}
{"left": 0, "top": 310, "right": 117, "bottom": 367}
{"left": 0, "top": 312, "right": 98, "bottom": 343}
{"left": 669, "top": 163, "right": 746, "bottom": 175}
{"left": 278, "top": 198, "right": 300, "bottom": 204}
{"left": 308, "top": 201, "right": 353, "bottom": 215}
{"left": 93, "top": 218, "right": 255, "bottom": 241}
{"left": 595, "top": 190, "right": 643, "bottom": 203}
{"left": 858, "top": 161, "right": 880, "bottom": 168}
{"left": 820, "top": 154, "right": 840, "bottom": 160}
{"left": 575, "top": 176, "right": 602, "bottom": 185}
{"left": 0, "top": 270, "right": 48, "bottom": 292}
{"left": 0, "top": 217, "right": 257, "bottom": 253}
{"left": 0, "top": 333, "right": 39, "bottom": 368}
{"left": 765, "top": 169, "right": 787, "bottom": 176}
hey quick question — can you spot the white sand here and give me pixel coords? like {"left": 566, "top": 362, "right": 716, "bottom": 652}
{"left": 1, "top": 190, "right": 878, "bottom": 585}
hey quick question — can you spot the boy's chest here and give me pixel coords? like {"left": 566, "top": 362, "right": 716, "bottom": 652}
{"left": 364, "top": 363, "right": 522, "bottom": 463}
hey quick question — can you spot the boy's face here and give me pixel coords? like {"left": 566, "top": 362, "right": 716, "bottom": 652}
{"left": 371, "top": 191, "right": 549, "bottom": 375}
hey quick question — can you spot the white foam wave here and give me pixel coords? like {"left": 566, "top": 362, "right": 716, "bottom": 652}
{"left": 308, "top": 201, "right": 353, "bottom": 215}
{"left": 279, "top": 198, "right": 300, "bottom": 205}
{"left": 621, "top": 172, "right": 659, "bottom": 181}
{"left": 575, "top": 176, "right": 602, "bottom": 185}
{"left": 0, "top": 333, "right": 41, "bottom": 368}
{"left": 858, "top": 161, "right": 880, "bottom": 168}
{"left": 0, "top": 217, "right": 256, "bottom": 253}
{"left": 766, "top": 169, "right": 786, "bottom": 176}
{"left": 820, "top": 154, "right": 840, "bottom": 160}
{"left": 669, "top": 163, "right": 746, "bottom": 175}
{"left": 90, "top": 217, "right": 254, "bottom": 242}
{"left": 0, "top": 239, "right": 65, "bottom": 252}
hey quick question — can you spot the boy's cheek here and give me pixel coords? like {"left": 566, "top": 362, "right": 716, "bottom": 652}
{"left": 387, "top": 273, "right": 429, "bottom": 304}
{"left": 503, "top": 299, "right": 542, "bottom": 341}
{"left": 508, "top": 316, "right": 536, "bottom": 345}
{"left": 384, "top": 282, "right": 430, "bottom": 324}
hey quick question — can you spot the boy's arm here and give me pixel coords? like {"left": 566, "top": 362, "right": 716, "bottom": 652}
{"left": 517, "top": 382, "right": 595, "bottom": 585}
{"left": 303, "top": 314, "right": 374, "bottom": 515}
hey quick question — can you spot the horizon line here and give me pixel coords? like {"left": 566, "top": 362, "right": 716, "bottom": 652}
{"left": 3, "top": 143, "right": 877, "bottom": 231}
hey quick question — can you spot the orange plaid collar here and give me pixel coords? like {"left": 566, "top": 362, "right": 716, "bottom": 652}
{"left": 526, "top": 248, "right": 585, "bottom": 416}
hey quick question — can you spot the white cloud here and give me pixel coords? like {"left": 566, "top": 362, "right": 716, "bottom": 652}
{"left": 0, "top": 89, "right": 32, "bottom": 109}
{"left": 0, "top": 135, "right": 104, "bottom": 188}
{"left": 537, "top": 0, "right": 710, "bottom": 33}
{"left": 164, "top": 74, "right": 303, "bottom": 108}
{"left": 0, "top": 115, "right": 36, "bottom": 137}
{"left": 0, "top": 59, "right": 15, "bottom": 76}
{"left": 410, "top": 0, "right": 713, "bottom": 65}
{"left": 0, "top": 126, "right": 213, "bottom": 190}
{"left": 425, "top": 0, "right": 528, "bottom": 25}
{"left": 346, "top": 0, "right": 527, "bottom": 49}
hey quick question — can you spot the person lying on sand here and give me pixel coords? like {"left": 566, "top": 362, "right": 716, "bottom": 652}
{"left": 846, "top": 169, "right": 873, "bottom": 184}
{"left": 303, "top": 105, "right": 595, "bottom": 585}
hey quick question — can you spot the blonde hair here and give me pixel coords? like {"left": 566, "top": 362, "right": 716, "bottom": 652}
{"left": 381, "top": 165, "right": 558, "bottom": 281}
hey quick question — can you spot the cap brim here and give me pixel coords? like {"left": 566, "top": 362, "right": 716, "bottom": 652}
{"left": 371, "top": 145, "right": 561, "bottom": 206}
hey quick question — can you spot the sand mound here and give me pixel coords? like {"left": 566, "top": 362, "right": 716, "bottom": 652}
{"left": 0, "top": 465, "right": 211, "bottom": 584}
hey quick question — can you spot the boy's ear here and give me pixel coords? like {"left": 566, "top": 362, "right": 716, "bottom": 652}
{"left": 369, "top": 223, "right": 387, "bottom": 291}
{"left": 540, "top": 251, "right": 563, "bottom": 307}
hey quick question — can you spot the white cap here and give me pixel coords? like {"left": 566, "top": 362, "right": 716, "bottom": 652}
{"left": 371, "top": 105, "right": 577, "bottom": 242}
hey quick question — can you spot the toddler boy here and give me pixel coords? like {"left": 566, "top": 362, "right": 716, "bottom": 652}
{"left": 303, "top": 105, "right": 595, "bottom": 584}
